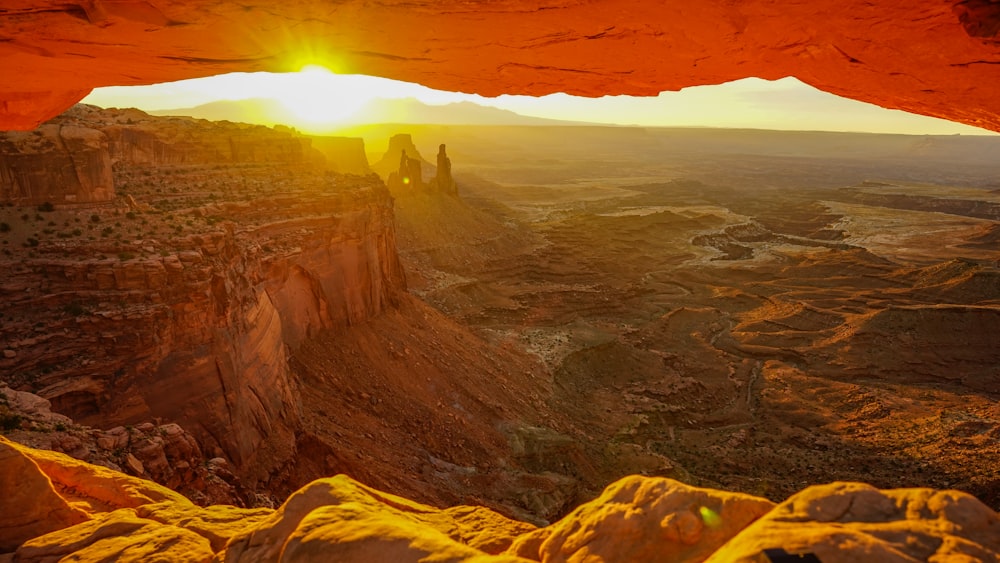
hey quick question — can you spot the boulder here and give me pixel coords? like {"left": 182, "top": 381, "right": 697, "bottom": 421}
{"left": 507, "top": 475, "right": 775, "bottom": 562}
{"left": 223, "top": 474, "right": 535, "bottom": 562}
{"left": 0, "top": 438, "right": 89, "bottom": 552}
{"left": 707, "top": 481, "right": 1000, "bottom": 562}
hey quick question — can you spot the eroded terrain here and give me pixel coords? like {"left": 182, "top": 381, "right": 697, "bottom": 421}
{"left": 386, "top": 126, "right": 1000, "bottom": 509}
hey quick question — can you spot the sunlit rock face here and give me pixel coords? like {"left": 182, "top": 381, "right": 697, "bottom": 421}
{"left": 2, "top": 1, "right": 1000, "bottom": 131}
{"left": 0, "top": 124, "right": 114, "bottom": 205}
{"left": 5, "top": 437, "right": 1000, "bottom": 562}
{"left": 0, "top": 107, "right": 406, "bottom": 486}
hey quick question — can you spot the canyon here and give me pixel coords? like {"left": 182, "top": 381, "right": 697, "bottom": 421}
{"left": 1, "top": 106, "right": 998, "bottom": 560}
{"left": 1, "top": 1, "right": 1000, "bottom": 557}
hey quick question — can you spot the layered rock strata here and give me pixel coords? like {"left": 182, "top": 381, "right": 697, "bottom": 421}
{"left": 0, "top": 108, "right": 406, "bottom": 487}
{"left": 0, "top": 105, "right": 324, "bottom": 206}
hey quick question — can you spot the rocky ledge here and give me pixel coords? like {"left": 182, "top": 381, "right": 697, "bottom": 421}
{"left": 2, "top": 437, "right": 999, "bottom": 562}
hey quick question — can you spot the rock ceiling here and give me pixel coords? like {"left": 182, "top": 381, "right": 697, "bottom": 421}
{"left": 2, "top": 1, "right": 1000, "bottom": 131}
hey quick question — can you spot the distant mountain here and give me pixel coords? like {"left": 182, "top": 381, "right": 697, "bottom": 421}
{"left": 149, "top": 98, "right": 297, "bottom": 126}
{"left": 150, "top": 97, "right": 589, "bottom": 129}
{"left": 349, "top": 98, "right": 587, "bottom": 126}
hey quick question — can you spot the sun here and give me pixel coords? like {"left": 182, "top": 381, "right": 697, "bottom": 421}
{"left": 277, "top": 65, "right": 369, "bottom": 130}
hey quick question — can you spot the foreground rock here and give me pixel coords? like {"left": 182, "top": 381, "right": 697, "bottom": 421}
{"left": 1, "top": 382, "right": 246, "bottom": 507}
{"left": 3, "top": 437, "right": 999, "bottom": 561}
{"left": 708, "top": 482, "right": 1000, "bottom": 562}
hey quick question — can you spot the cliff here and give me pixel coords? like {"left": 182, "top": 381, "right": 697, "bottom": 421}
{"left": 0, "top": 124, "right": 114, "bottom": 205}
{"left": 371, "top": 133, "right": 433, "bottom": 180}
{"left": 308, "top": 135, "right": 371, "bottom": 175}
{"left": 0, "top": 105, "right": 332, "bottom": 206}
{"left": 0, "top": 181, "right": 405, "bottom": 486}
{"left": 3, "top": 436, "right": 999, "bottom": 561}
{"left": 0, "top": 108, "right": 407, "bottom": 487}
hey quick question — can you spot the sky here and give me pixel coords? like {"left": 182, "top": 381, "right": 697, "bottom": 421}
{"left": 83, "top": 65, "right": 996, "bottom": 136}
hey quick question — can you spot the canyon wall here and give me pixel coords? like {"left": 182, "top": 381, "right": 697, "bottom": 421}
{"left": 0, "top": 105, "right": 326, "bottom": 206}
{"left": 0, "top": 124, "right": 114, "bottom": 205}
{"left": 308, "top": 136, "right": 371, "bottom": 175}
{"left": 0, "top": 108, "right": 406, "bottom": 485}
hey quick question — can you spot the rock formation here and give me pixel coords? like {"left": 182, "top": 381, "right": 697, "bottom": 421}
{"left": 3, "top": 437, "right": 1000, "bottom": 561}
{"left": 307, "top": 136, "right": 370, "bottom": 175}
{"left": 1, "top": 382, "right": 245, "bottom": 508}
{"left": 388, "top": 149, "right": 426, "bottom": 193}
{"left": 378, "top": 135, "right": 458, "bottom": 196}
{"left": 429, "top": 144, "right": 458, "bottom": 197}
{"left": 0, "top": 105, "right": 331, "bottom": 206}
{"left": 2, "top": 2, "right": 1000, "bottom": 133}
{"left": 372, "top": 133, "right": 431, "bottom": 179}
{"left": 0, "top": 108, "right": 407, "bottom": 489}
{"left": 0, "top": 124, "right": 114, "bottom": 205}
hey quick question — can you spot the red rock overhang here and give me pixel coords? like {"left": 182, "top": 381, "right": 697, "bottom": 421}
{"left": 2, "top": 1, "right": 999, "bottom": 131}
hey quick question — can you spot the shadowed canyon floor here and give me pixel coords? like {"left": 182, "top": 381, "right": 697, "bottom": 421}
{"left": 2, "top": 114, "right": 1000, "bottom": 559}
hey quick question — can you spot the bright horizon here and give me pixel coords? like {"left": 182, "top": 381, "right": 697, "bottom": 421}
{"left": 83, "top": 65, "right": 997, "bottom": 136}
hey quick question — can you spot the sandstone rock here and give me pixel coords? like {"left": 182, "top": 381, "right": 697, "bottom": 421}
{"left": 308, "top": 136, "right": 371, "bottom": 175}
{"left": 2, "top": 3, "right": 1000, "bottom": 132}
{"left": 430, "top": 143, "right": 458, "bottom": 196}
{"left": 13, "top": 508, "right": 214, "bottom": 563}
{"left": 7, "top": 438, "right": 192, "bottom": 511}
{"left": 135, "top": 502, "right": 273, "bottom": 552}
{"left": 223, "top": 474, "right": 535, "bottom": 562}
{"left": 507, "top": 475, "right": 775, "bottom": 562}
{"left": 0, "top": 386, "right": 72, "bottom": 426}
{"left": 3, "top": 349, "right": 15, "bottom": 359}
{"left": 388, "top": 149, "right": 426, "bottom": 193}
{"left": 3, "top": 438, "right": 1000, "bottom": 563}
{"left": 0, "top": 438, "right": 89, "bottom": 552}
{"left": 372, "top": 134, "right": 429, "bottom": 179}
{"left": 125, "top": 452, "right": 145, "bottom": 476}
{"left": 1, "top": 117, "right": 405, "bottom": 488}
{"left": 707, "top": 481, "right": 1000, "bottom": 563}
{"left": 0, "top": 124, "right": 113, "bottom": 205}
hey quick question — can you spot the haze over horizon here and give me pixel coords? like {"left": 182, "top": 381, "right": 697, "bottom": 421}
{"left": 82, "top": 66, "right": 997, "bottom": 136}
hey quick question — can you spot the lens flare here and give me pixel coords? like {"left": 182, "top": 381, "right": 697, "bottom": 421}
{"left": 699, "top": 506, "right": 722, "bottom": 528}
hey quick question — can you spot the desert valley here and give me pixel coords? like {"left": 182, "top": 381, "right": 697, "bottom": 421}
{"left": 3, "top": 1, "right": 1000, "bottom": 561}
{"left": 0, "top": 103, "right": 998, "bottom": 561}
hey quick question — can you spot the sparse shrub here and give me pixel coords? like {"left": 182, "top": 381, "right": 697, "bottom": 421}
{"left": 20, "top": 214, "right": 29, "bottom": 221}
{"left": 23, "top": 237, "right": 39, "bottom": 247}
{"left": 125, "top": 211, "right": 137, "bottom": 220}
{"left": 0, "top": 411, "right": 22, "bottom": 433}
{"left": 54, "top": 422, "right": 68, "bottom": 432}
{"left": 0, "top": 222, "right": 9, "bottom": 233}
{"left": 37, "top": 202, "right": 54, "bottom": 212}
{"left": 118, "top": 252, "right": 134, "bottom": 261}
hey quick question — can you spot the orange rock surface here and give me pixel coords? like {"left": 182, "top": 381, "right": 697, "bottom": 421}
{"left": 707, "top": 481, "right": 1000, "bottom": 562}
{"left": 506, "top": 475, "right": 776, "bottom": 562}
{"left": 5, "top": 437, "right": 999, "bottom": 561}
{"left": 2, "top": 2, "right": 1000, "bottom": 131}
